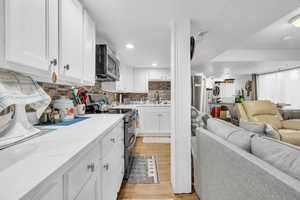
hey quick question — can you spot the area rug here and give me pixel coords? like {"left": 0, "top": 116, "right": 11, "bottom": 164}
{"left": 127, "top": 156, "right": 159, "bottom": 184}
{"left": 142, "top": 137, "right": 171, "bottom": 144}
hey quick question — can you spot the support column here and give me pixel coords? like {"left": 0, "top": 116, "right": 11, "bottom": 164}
{"left": 170, "top": 19, "right": 191, "bottom": 194}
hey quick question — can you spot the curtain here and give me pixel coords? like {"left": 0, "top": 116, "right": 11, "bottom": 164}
{"left": 257, "top": 68, "right": 300, "bottom": 108}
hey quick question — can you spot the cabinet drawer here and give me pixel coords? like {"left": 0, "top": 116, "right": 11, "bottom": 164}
{"left": 101, "top": 121, "right": 124, "bottom": 158}
{"left": 64, "top": 147, "right": 98, "bottom": 200}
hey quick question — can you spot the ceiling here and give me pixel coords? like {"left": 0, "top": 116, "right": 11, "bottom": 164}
{"left": 81, "top": 0, "right": 300, "bottom": 74}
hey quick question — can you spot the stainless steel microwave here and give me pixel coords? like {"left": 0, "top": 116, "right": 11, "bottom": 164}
{"left": 96, "top": 44, "right": 120, "bottom": 81}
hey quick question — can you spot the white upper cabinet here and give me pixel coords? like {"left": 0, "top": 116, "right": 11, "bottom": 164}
{"left": 82, "top": 10, "right": 96, "bottom": 86}
{"left": 0, "top": 0, "right": 4, "bottom": 66}
{"left": 59, "top": 0, "right": 84, "bottom": 83}
{"left": 0, "top": 0, "right": 96, "bottom": 84}
{"left": 118, "top": 65, "right": 133, "bottom": 92}
{"left": 4, "top": 0, "right": 59, "bottom": 76}
{"left": 48, "top": 0, "right": 59, "bottom": 78}
{"left": 133, "top": 68, "right": 149, "bottom": 93}
{"left": 102, "top": 65, "right": 133, "bottom": 92}
{"left": 148, "top": 68, "right": 170, "bottom": 81}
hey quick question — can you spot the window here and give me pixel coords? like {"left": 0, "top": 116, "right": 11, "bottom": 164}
{"left": 257, "top": 68, "right": 300, "bottom": 108}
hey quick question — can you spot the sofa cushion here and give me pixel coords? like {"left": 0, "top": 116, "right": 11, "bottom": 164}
{"left": 235, "top": 103, "right": 249, "bottom": 121}
{"left": 278, "top": 129, "right": 300, "bottom": 146}
{"left": 207, "top": 118, "right": 253, "bottom": 152}
{"left": 227, "top": 130, "right": 253, "bottom": 152}
{"left": 252, "top": 115, "right": 282, "bottom": 130}
{"left": 265, "top": 124, "right": 281, "bottom": 140}
{"left": 242, "top": 100, "right": 278, "bottom": 116}
{"left": 207, "top": 118, "right": 241, "bottom": 138}
{"left": 239, "top": 120, "right": 265, "bottom": 135}
{"left": 282, "top": 120, "right": 300, "bottom": 130}
{"left": 242, "top": 100, "right": 283, "bottom": 129}
{"left": 252, "top": 135, "right": 300, "bottom": 181}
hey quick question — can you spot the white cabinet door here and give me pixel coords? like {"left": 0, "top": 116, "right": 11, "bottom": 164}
{"left": 102, "top": 149, "right": 124, "bottom": 200}
{"left": 139, "top": 108, "right": 159, "bottom": 134}
{"left": 148, "top": 69, "right": 171, "bottom": 81}
{"left": 24, "top": 178, "right": 63, "bottom": 200}
{"left": 59, "top": 0, "right": 84, "bottom": 83}
{"left": 101, "top": 128, "right": 124, "bottom": 200}
{"left": 48, "top": 0, "right": 59, "bottom": 80}
{"left": 74, "top": 174, "right": 99, "bottom": 200}
{"left": 64, "top": 147, "right": 99, "bottom": 200}
{"left": 0, "top": 0, "right": 4, "bottom": 66}
{"left": 82, "top": 10, "right": 96, "bottom": 86}
{"left": 5, "top": 0, "right": 50, "bottom": 71}
{"left": 134, "top": 69, "right": 149, "bottom": 93}
{"left": 139, "top": 107, "right": 171, "bottom": 136}
{"left": 127, "top": 66, "right": 134, "bottom": 91}
{"left": 158, "top": 108, "right": 171, "bottom": 135}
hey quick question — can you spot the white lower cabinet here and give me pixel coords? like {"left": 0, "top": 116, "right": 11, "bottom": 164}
{"left": 23, "top": 178, "right": 63, "bottom": 200}
{"left": 74, "top": 173, "right": 99, "bottom": 200}
{"left": 22, "top": 121, "right": 124, "bottom": 200}
{"left": 64, "top": 147, "right": 99, "bottom": 200}
{"left": 101, "top": 121, "right": 124, "bottom": 200}
{"left": 138, "top": 106, "right": 171, "bottom": 136}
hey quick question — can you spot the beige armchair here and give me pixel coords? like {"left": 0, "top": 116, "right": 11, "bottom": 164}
{"left": 235, "top": 100, "right": 300, "bottom": 146}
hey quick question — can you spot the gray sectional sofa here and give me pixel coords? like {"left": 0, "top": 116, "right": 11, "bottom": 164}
{"left": 192, "top": 118, "right": 300, "bottom": 200}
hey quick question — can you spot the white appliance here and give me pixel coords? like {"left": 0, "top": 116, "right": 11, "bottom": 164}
{"left": 0, "top": 71, "right": 51, "bottom": 149}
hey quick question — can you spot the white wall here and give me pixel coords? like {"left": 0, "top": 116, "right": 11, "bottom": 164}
{"left": 258, "top": 68, "right": 300, "bottom": 108}
{"left": 213, "top": 74, "right": 252, "bottom": 94}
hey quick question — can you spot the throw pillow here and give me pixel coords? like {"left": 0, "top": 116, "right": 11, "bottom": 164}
{"left": 202, "top": 114, "right": 210, "bottom": 128}
{"left": 265, "top": 124, "right": 281, "bottom": 140}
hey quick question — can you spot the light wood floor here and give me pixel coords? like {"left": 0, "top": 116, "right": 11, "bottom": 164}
{"left": 118, "top": 137, "right": 199, "bottom": 200}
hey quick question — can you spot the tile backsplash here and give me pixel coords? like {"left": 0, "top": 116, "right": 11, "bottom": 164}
{"left": 148, "top": 81, "right": 171, "bottom": 101}
{"left": 39, "top": 80, "right": 171, "bottom": 105}
{"left": 39, "top": 81, "right": 118, "bottom": 104}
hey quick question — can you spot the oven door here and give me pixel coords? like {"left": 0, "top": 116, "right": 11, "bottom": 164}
{"left": 124, "top": 134, "right": 136, "bottom": 179}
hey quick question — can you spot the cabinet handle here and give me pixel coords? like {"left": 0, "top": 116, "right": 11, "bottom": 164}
{"left": 64, "top": 64, "right": 70, "bottom": 71}
{"left": 87, "top": 163, "right": 95, "bottom": 172}
{"left": 110, "top": 138, "right": 116, "bottom": 143}
{"left": 50, "top": 58, "right": 57, "bottom": 66}
{"left": 103, "top": 163, "right": 109, "bottom": 171}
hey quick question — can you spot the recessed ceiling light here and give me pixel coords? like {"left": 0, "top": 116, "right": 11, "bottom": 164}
{"left": 289, "top": 15, "right": 300, "bottom": 27}
{"left": 126, "top": 43, "right": 135, "bottom": 49}
{"left": 152, "top": 63, "right": 157, "bottom": 67}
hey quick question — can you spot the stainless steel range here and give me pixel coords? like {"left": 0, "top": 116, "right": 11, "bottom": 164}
{"left": 109, "top": 108, "right": 136, "bottom": 179}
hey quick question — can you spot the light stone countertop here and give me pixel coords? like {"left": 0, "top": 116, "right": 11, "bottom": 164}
{"left": 0, "top": 114, "right": 125, "bottom": 200}
{"left": 113, "top": 104, "right": 171, "bottom": 109}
